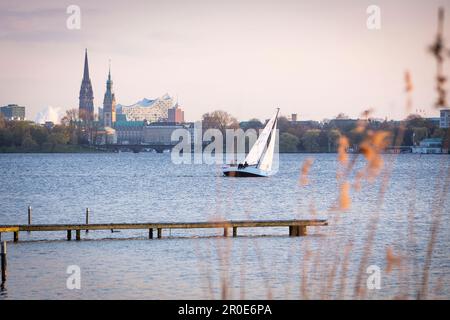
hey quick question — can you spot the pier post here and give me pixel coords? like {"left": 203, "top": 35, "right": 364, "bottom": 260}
{"left": 233, "top": 227, "right": 237, "bottom": 237}
{"left": 298, "top": 226, "right": 307, "bottom": 236}
{"left": 85, "top": 208, "right": 89, "bottom": 233}
{"left": 76, "top": 230, "right": 81, "bottom": 241}
{"left": 13, "top": 231, "right": 19, "bottom": 242}
{"left": 290, "top": 226, "right": 300, "bottom": 237}
{"left": 67, "top": 230, "right": 72, "bottom": 241}
{"left": 149, "top": 228, "right": 153, "bottom": 239}
{"left": 157, "top": 228, "right": 162, "bottom": 239}
{"left": 27, "top": 206, "right": 32, "bottom": 232}
{"left": 290, "top": 226, "right": 307, "bottom": 236}
{"left": 1, "top": 241, "right": 6, "bottom": 284}
{"left": 224, "top": 228, "right": 229, "bottom": 237}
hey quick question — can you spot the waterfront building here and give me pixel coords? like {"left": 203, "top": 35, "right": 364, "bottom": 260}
{"left": 115, "top": 120, "right": 144, "bottom": 144}
{"left": 118, "top": 94, "right": 174, "bottom": 122}
{"left": 328, "top": 118, "right": 359, "bottom": 128}
{"left": 79, "top": 49, "right": 94, "bottom": 121}
{"left": 95, "top": 126, "right": 117, "bottom": 145}
{"left": 0, "top": 104, "right": 25, "bottom": 121}
{"left": 168, "top": 103, "right": 185, "bottom": 124}
{"left": 116, "top": 114, "right": 127, "bottom": 122}
{"left": 291, "top": 113, "right": 298, "bottom": 122}
{"left": 102, "top": 66, "right": 117, "bottom": 128}
{"left": 426, "top": 117, "right": 441, "bottom": 126}
{"left": 440, "top": 109, "right": 450, "bottom": 128}
{"left": 296, "top": 120, "right": 321, "bottom": 128}
{"left": 411, "top": 138, "right": 443, "bottom": 154}
{"left": 143, "top": 122, "right": 188, "bottom": 144}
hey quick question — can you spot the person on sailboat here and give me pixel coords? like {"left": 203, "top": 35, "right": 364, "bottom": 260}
{"left": 244, "top": 161, "right": 249, "bottom": 168}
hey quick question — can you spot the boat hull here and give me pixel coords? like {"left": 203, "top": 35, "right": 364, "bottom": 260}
{"left": 222, "top": 166, "right": 269, "bottom": 177}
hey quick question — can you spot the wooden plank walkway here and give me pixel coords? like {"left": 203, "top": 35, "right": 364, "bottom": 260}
{"left": 0, "top": 219, "right": 328, "bottom": 242}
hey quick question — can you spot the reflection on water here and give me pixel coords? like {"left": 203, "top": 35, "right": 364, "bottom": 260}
{"left": 0, "top": 153, "right": 448, "bottom": 299}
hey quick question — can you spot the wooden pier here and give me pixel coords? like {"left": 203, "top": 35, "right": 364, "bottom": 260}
{"left": 0, "top": 219, "right": 328, "bottom": 242}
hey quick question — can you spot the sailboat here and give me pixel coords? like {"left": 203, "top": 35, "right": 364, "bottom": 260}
{"left": 223, "top": 109, "right": 279, "bottom": 177}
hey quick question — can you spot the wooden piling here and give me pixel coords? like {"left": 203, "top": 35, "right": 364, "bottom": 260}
{"left": 13, "top": 231, "right": 19, "bottom": 242}
{"left": 233, "top": 227, "right": 237, "bottom": 237}
{"left": 149, "top": 228, "right": 153, "bottom": 239}
{"left": 67, "top": 230, "right": 72, "bottom": 241}
{"left": 76, "top": 230, "right": 81, "bottom": 241}
{"left": 224, "top": 228, "right": 229, "bottom": 237}
{"left": 85, "top": 208, "right": 89, "bottom": 233}
{"left": 157, "top": 228, "right": 162, "bottom": 239}
{"left": 27, "top": 206, "right": 32, "bottom": 233}
{"left": 1, "top": 241, "right": 6, "bottom": 284}
{"left": 298, "top": 226, "right": 307, "bottom": 236}
{"left": 289, "top": 226, "right": 307, "bottom": 237}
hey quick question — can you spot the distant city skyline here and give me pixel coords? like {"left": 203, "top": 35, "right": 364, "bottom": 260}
{"left": 0, "top": 0, "right": 449, "bottom": 123}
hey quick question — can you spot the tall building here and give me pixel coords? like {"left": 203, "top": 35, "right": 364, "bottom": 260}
{"left": 103, "top": 65, "right": 116, "bottom": 127}
{"left": 440, "top": 109, "right": 450, "bottom": 128}
{"left": 168, "top": 103, "right": 185, "bottom": 124}
{"left": 79, "top": 49, "right": 94, "bottom": 121}
{"left": 0, "top": 104, "right": 25, "bottom": 121}
{"left": 291, "top": 113, "right": 297, "bottom": 122}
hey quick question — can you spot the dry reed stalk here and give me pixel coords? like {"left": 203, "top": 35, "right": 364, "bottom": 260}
{"left": 239, "top": 226, "right": 248, "bottom": 300}
{"left": 403, "top": 173, "right": 418, "bottom": 298}
{"left": 417, "top": 159, "right": 450, "bottom": 299}
{"left": 429, "top": 7, "right": 448, "bottom": 107}
{"left": 322, "top": 253, "right": 339, "bottom": 299}
{"left": 404, "top": 70, "right": 414, "bottom": 113}
{"left": 337, "top": 243, "right": 353, "bottom": 299}
{"left": 353, "top": 125, "right": 405, "bottom": 298}
{"left": 193, "top": 237, "right": 215, "bottom": 299}
{"left": 316, "top": 210, "right": 344, "bottom": 299}
{"left": 299, "top": 247, "right": 312, "bottom": 299}
{"left": 248, "top": 235, "right": 274, "bottom": 299}
{"left": 299, "top": 158, "right": 314, "bottom": 186}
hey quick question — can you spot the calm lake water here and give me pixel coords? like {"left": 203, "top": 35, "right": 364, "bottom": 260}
{"left": 0, "top": 153, "right": 448, "bottom": 299}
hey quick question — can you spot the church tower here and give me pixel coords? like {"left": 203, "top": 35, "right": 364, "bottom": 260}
{"left": 103, "top": 63, "right": 116, "bottom": 127}
{"left": 79, "top": 49, "right": 94, "bottom": 121}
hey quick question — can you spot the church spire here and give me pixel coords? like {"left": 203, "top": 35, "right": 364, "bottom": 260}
{"left": 83, "top": 48, "right": 90, "bottom": 80}
{"left": 79, "top": 49, "right": 94, "bottom": 121}
{"left": 103, "top": 60, "right": 116, "bottom": 127}
{"left": 108, "top": 59, "right": 111, "bottom": 81}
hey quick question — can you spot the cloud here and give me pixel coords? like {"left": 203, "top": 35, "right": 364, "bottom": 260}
{"left": 35, "top": 106, "right": 62, "bottom": 124}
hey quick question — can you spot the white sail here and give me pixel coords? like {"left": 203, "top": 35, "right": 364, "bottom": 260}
{"left": 244, "top": 111, "right": 277, "bottom": 165}
{"left": 258, "top": 119, "right": 277, "bottom": 172}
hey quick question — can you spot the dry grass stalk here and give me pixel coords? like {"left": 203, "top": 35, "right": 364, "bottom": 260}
{"left": 299, "top": 158, "right": 314, "bottom": 186}
{"left": 429, "top": 7, "right": 448, "bottom": 107}
{"left": 417, "top": 159, "right": 450, "bottom": 299}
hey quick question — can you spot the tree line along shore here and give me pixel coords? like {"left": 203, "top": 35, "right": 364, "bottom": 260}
{"left": 0, "top": 110, "right": 448, "bottom": 153}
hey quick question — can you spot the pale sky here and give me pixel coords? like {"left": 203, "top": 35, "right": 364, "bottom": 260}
{"left": 0, "top": 0, "right": 449, "bottom": 122}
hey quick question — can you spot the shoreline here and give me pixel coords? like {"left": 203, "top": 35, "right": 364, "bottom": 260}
{"left": 0, "top": 150, "right": 449, "bottom": 154}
